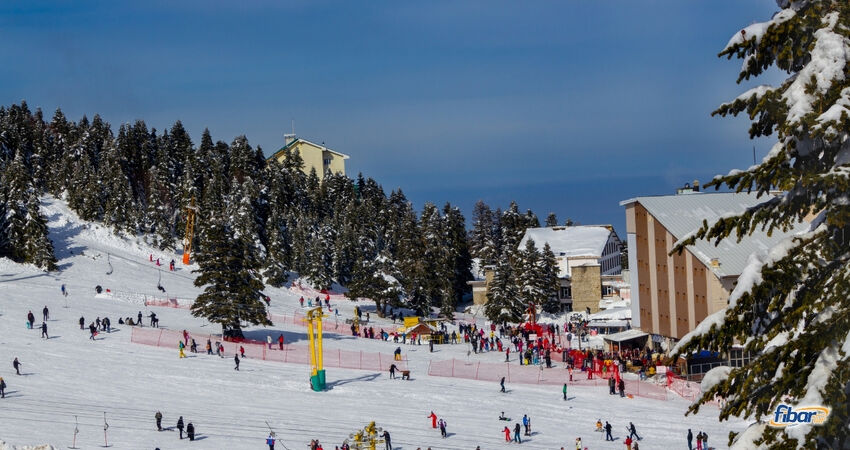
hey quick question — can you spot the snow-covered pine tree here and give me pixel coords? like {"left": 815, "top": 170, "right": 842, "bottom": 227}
{"left": 46, "top": 109, "right": 73, "bottom": 195}
{"left": 101, "top": 137, "right": 136, "bottom": 232}
{"left": 3, "top": 152, "right": 31, "bottom": 262}
{"left": 500, "top": 201, "right": 524, "bottom": 259}
{"left": 540, "top": 242, "right": 561, "bottom": 313}
{"left": 470, "top": 200, "right": 497, "bottom": 265}
{"left": 484, "top": 256, "right": 523, "bottom": 323}
{"left": 516, "top": 238, "right": 545, "bottom": 312}
{"left": 348, "top": 252, "right": 404, "bottom": 318}
{"left": 22, "top": 191, "right": 57, "bottom": 271}
{"left": 192, "top": 213, "right": 270, "bottom": 338}
{"left": 545, "top": 212, "right": 558, "bottom": 228}
{"left": 443, "top": 203, "right": 473, "bottom": 312}
{"left": 672, "top": 2, "right": 850, "bottom": 447}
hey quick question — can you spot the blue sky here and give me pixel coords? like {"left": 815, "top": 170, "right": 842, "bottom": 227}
{"left": 0, "top": 1, "right": 780, "bottom": 233}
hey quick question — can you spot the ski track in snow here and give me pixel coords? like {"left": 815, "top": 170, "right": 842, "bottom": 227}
{"left": 0, "top": 197, "right": 749, "bottom": 449}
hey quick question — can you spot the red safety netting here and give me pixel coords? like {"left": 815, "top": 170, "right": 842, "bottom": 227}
{"left": 667, "top": 370, "right": 702, "bottom": 402}
{"left": 130, "top": 327, "right": 406, "bottom": 372}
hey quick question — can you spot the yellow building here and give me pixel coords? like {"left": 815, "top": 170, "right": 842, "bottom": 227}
{"left": 268, "top": 134, "right": 349, "bottom": 181}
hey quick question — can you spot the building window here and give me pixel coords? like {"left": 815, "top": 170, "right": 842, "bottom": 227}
{"left": 603, "top": 285, "right": 614, "bottom": 296}
{"left": 323, "top": 158, "right": 332, "bottom": 166}
{"left": 560, "top": 287, "right": 572, "bottom": 299}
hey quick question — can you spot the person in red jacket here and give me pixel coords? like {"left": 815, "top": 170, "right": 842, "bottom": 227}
{"left": 428, "top": 411, "right": 437, "bottom": 428}
{"left": 503, "top": 426, "right": 511, "bottom": 442}
{"left": 278, "top": 334, "right": 284, "bottom": 350}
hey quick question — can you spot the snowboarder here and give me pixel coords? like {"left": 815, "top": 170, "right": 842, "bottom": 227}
{"left": 628, "top": 422, "right": 640, "bottom": 440}
{"left": 177, "top": 416, "right": 184, "bottom": 439}
{"left": 234, "top": 354, "right": 240, "bottom": 371}
{"left": 513, "top": 423, "right": 522, "bottom": 443}
{"left": 186, "top": 422, "right": 195, "bottom": 441}
{"left": 500, "top": 376, "right": 506, "bottom": 392}
{"left": 42, "top": 306, "right": 49, "bottom": 321}
{"left": 389, "top": 363, "right": 397, "bottom": 379}
{"left": 12, "top": 358, "right": 20, "bottom": 375}
{"left": 503, "top": 426, "right": 511, "bottom": 442}
{"left": 179, "top": 341, "right": 186, "bottom": 358}
{"left": 605, "top": 421, "right": 613, "bottom": 441}
{"left": 278, "top": 334, "right": 284, "bottom": 350}
{"left": 427, "top": 411, "right": 437, "bottom": 428}
{"left": 41, "top": 322, "right": 48, "bottom": 339}
{"left": 438, "top": 418, "right": 447, "bottom": 438}
{"left": 155, "top": 411, "right": 163, "bottom": 431}
{"left": 382, "top": 430, "right": 391, "bottom": 450}
{"left": 0, "top": 376, "right": 5, "bottom": 398}
{"left": 27, "top": 311, "right": 34, "bottom": 329}
{"left": 687, "top": 429, "right": 693, "bottom": 450}
{"left": 563, "top": 383, "right": 568, "bottom": 400}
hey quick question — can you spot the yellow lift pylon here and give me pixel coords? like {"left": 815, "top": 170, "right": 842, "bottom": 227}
{"left": 306, "top": 307, "right": 327, "bottom": 391}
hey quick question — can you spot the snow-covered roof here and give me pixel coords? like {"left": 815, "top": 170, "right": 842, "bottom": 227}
{"left": 269, "top": 137, "right": 350, "bottom": 160}
{"left": 589, "top": 306, "right": 631, "bottom": 322}
{"left": 519, "top": 226, "right": 613, "bottom": 258}
{"left": 621, "top": 192, "right": 809, "bottom": 278}
{"left": 603, "top": 329, "right": 649, "bottom": 343}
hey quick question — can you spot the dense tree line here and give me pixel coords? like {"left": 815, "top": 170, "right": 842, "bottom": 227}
{"left": 468, "top": 200, "right": 559, "bottom": 322}
{"left": 0, "top": 102, "right": 475, "bottom": 334}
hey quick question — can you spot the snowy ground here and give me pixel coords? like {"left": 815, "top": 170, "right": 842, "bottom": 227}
{"left": 0, "top": 197, "right": 749, "bottom": 449}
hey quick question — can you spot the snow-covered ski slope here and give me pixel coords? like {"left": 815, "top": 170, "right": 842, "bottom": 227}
{"left": 0, "top": 197, "right": 748, "bottom": 449}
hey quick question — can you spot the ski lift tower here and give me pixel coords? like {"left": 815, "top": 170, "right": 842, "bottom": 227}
{"left": 306, "top": 307, "right": 328, "bottom": 391}
{"left": 182, "top": 196, "right": 197, "bottom": 265}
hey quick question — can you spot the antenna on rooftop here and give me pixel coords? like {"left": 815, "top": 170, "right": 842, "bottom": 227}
{"left": 291, "top": 119, "right": 295, "bottom": 135}
{"left": 753, "top": 145, "right": 756, "bottom": 165}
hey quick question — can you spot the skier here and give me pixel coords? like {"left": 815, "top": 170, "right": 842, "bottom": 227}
{"left": 186, "top": 422, "right": 195, "bottom": 441}
{"left": 389, "top": 363, "right": 397, "bottom": 379}
{"left": 438, "top": 418, "right": 447, "bottom": 438}
{"left": 27, "top": 311, "right": 34, "bottom": 329}
{"left": 628, "top": 422, "right": 640, "bottom": 440}
{"left": 89, "top": 323, "right": 98, "bottom": 340}
{"left": 299, "top": 297, "right": 304, "bottom": 307}
{"left": 42, "top": 306, "right": 49, "bottom": 321}
{"left": 382, "top": 430, "right": 391, "bottom": 450}
{"left": 12, "top": 357, "right": 21, "bottom": 375}
{"left": 239, "top": 345, "right": 246, "bottom": 358}
{"left": 179, "top": 341, "right": 186, "bottom": 358}
{"left": 234, "top": 354, "right": 240, "bottom": 371}
{"left": 177, "top": 416, "right": 184, "bottom": 439}
{"left": 500, "top": 376, "right": 506, "bottom": 393}
{"left": 563, "top": 383, "right": 568, "bottom": 400}
{"left": 687, "top": 429, "right": 693, "bottom": 450}
{"left": 427, "top": 411, "right": 437, "bottom": 428}
{"left": 138, "top": 311, "right": 143, "bottom": 327}
{"left": 522, "top": 414, "right": 530, "bottom": 436}
{"left": 513, "top": 423, "right": 522, "bottom": 443}
{"left": 0, "top": 376, "right": 5, "bottom": 398}
{"left": 61, "top": 284, "right": 67, "bottom": 297}
{"left": 155, "top": 411, "right": 163, "bottom": 431}
{"left": 267, "top": 335, "right": 273, "bottom": 349}
{"left": 191, "top": 338, "right": 198, "bottom": 353}
{"left": 169, "top": 259, "right": 175, "bottom": 271}
{"left": 183, "top": 330, "right": 189, "bottom": 345}
{"left": 267, "top": 434, "right": 276, "bottom": 450}
{"left": 278, "top": 334, "right": 284, "bottom": 350}
{"left": 605, "top": 421, "right": 613, "bottom": 441}
{"left": 619, "top": 378, "right": 626, "bottom": 397}
{"left": 41, "top": 322, "right": 48, "bottom": 339}
{"left": 79, "top": 316, "right": 85, "bottom": 330}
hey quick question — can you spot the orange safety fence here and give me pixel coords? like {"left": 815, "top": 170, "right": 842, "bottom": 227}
{"left": 427, "top": 359, "right": 669, "bottom": 401}
{"left": 130, "top": 327, "right": 407, "bottom": 372}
